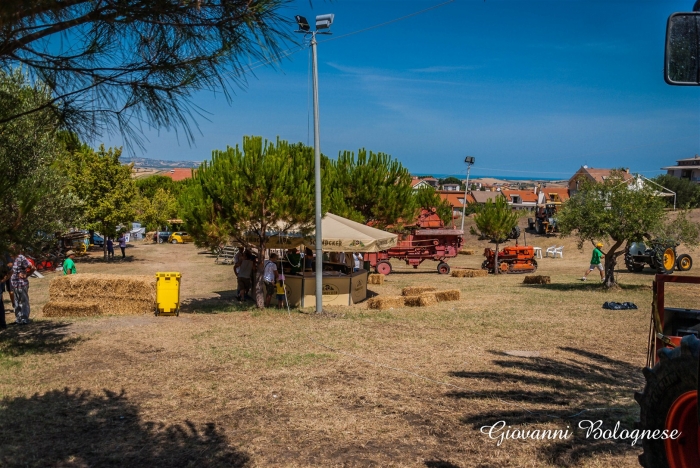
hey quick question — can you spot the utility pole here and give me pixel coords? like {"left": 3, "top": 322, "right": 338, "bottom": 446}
{"left": 296, "top": 14, "right": 334, "bottom": 314}
{"left": 460, "top": 156, "right": 475, "bottom": 232}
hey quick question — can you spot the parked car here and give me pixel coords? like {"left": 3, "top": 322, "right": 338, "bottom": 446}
{"left": 168, "top": 232, "right": 193, "bottom": 244}
{"left": 154, "top": 231, "right": 172, "bottom": 244}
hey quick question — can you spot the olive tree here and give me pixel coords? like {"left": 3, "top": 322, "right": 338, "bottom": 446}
{"left": 473, "top": 196, "right": 519, "bottom": 274}
{"left": 558, "top": 172, "right": 665, "bottom": 287}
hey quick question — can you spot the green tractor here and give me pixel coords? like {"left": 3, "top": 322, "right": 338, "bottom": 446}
{"left": 624, "top": 240, "right": 692, "bottom": 274}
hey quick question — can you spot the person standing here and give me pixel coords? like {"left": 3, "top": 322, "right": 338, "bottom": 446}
{"left": 581, "top": 242, "right": 605, "bottom": 282}
{"left": 118, "top": 233, "right": 126, "bottom": 258}
{"left": 106, "top": 237, "right": 114, "bottom": 260}
{"left": 286, "top": 248, "right": 302, "bottom": 275}
{"left": 352, "top": 252, "right": 363, "bottom": 273}
{"left": 276, "top": 274, "right": 287, "bottom": 309}
{"left": 236, "top": 251, "right": 254, "bottom": 302}
{"left": 263, "top": 253, "right": 279, "bottom": 307}
{"left": 63, "top": 250, "right": 77, "bottom": 275}
{"left": 10, "top": 247, "right": 35, "bottom": 324}
{"left": 0, "top": 255, "right": 11, "bottom": 330}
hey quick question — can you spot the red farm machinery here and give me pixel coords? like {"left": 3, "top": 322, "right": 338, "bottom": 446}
{"left": 481, "top": 244, "right": 538, "bottom": 274}
{"left": 364, "top": 208, "right": 463, "bottom": 275}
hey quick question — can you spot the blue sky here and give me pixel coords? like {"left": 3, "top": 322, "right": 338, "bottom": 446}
{"left": 105, "top": 0, "right": 700, "bottom": 179}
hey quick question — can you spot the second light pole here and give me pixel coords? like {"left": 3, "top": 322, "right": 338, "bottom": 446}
{"left": 296, "top": 13, "right": 334, "bottom": 314}
{"left": 460, "top": 156, "right": 475, "bottom": 232}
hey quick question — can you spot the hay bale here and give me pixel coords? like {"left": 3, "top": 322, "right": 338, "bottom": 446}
{"left": 43, "top": 301, "right": 101, "bottom": 318}
{"left": 523, "top": 275, "right": 551, "bottom": 285}
{"left": 459, "top": 249, "right": 476, "bottom": 255}
{"left": 435, "top": 289, "right": 460, "bottom": 302}
{"left": 403, "top": 293, "right": 438, "bottom": 307}
{"left": 367, "top": 296, "right": 404, "bottom": 310}
{"left": 48, "top": 274, "right": 156, "bottom": 316}
{"left": 368, "top": 274, "right": 384, "bottom": 285}
{"left": 401, "top": 286, "right": 437, "bottom": 296}
{"left": 451, "top": 268, "right": 488, "bottom": 278}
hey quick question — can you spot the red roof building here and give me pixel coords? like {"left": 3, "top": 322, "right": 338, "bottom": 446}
{"left": 162, "top": 168, "right": 195, "bottom": 182}
{"left": 568, "top": 166, "right": 633, "bottom": 194}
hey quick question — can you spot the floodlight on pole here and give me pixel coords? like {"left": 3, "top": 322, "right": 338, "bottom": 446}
{"left": 295, "top": 13, "right": 334, "bottom": 314}
{"left": 460, "top": 156, "right": 475, "bottom": 232}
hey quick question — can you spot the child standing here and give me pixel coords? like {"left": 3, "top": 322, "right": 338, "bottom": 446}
{"left": 276, "top": 274, "right": 286, "bottom": 309}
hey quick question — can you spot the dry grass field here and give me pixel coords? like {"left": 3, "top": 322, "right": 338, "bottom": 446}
{"left": 1, "top": 216, "right": 698, "bottom": 467}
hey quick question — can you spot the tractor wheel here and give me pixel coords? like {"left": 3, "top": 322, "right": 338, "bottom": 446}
{"left": 509, "top": 226, "right": 521, "bottom": 240}
{"left": 676, "top": 254, "right": 693, "bottom": 272}
{"left": 171, "top": 239, "right": 178, "bottom": 244}
{"left": 536, "top": 223, "right": 544, "bottom": 235}
{"left": 656, "top": 247, "right": 677, "bottom": 274}
{"left": 636, "top": 334, "right": 700, "bottom": 468}
{"left": 437, "top": 262, "right": 450, "bottom": 275}
{"left": 376, "top": 261, "right": 392, "bottom": 275}
{"left": 481, "top": 260, "right": 490, "bottom": 271}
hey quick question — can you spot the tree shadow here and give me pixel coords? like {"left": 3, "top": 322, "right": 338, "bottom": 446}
{"left": 424, "top": 460, "right": 461, "bottom": 468}
{"left": 0, "top": 321, "right": 82, "bottom": 358}
{"left": 0, "top": 388, "right": 249, "bottom": 467}
{"left": 447, "top": 346, "right": 643, "bottom": 466}
{"left": 521, "top": 282, "right": 650, "bottom": 292}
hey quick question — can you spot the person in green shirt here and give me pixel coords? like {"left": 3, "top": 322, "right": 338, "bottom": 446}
{"left": 63, "top": 250, "right": 77, "bottom": 275}
{"left": 581, "top": 243, "right": 604, "bottom": 282}
{"left": 286, "top": 247, "right": 302, "bottom": 275}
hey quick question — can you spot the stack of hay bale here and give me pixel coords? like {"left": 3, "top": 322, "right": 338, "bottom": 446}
{"left": 368, "top": 273, "right": 385, "bottom": 285}
{"left": 523, "top": 275, "right": 551, "bottom": 285}
{"left": 459, "top": 249, "right": 476, "bottom": 255}
{"left": 367, "top": 286, "right": 461, "bottom": 310}
{"left": 43, "top": 274, "right": 156, "bottom": 317}
{"left": 451, "top": 268, "right": 488, "bottom": 278}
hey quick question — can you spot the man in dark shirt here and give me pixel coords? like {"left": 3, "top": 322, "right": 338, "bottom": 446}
{"left": 10, "top": 248, "right": 35, "bottom": 324}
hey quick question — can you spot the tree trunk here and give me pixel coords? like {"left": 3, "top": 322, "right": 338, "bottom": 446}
{"left": 494, "top": 242, "right": 499, "bottom": 275}
{"left": 603, "top": 240, "right": 623, "bottom": 288}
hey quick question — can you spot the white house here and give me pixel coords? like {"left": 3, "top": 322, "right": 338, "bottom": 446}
{"left": 661, "top": 155, "right": 700, "bottom": 184}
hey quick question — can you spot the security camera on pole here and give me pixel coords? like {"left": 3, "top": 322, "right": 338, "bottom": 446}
{"left": 460, "top": 156, "right": 475, "bottom": 232}
{"left": 295, "top": 13, "right": 334, "bottom": 314}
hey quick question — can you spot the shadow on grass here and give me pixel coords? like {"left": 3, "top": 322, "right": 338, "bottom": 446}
{"left": 448, "top": 346, "right": 643, "bottom": 466}
{"left": 180, "top": 294, "right": 252, "bottom": 315}
{"left": 521, "top": 282, "right": 651, "bottom": 292}
{"left": 424, "top": 460, "right": 461, "bottom": 468}
{"left": 0, "top": 388, "right": 249, "bottom": 467}
{"left": 0, "top": 321, "right": 82, "bottom": 359}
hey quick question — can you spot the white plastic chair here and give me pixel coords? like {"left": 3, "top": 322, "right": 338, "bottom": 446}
{"left": 545, "top": 245, "right": 556, "bottom": 258}
{"left": 552, "top": 246, "right": 564, "bottom": 258}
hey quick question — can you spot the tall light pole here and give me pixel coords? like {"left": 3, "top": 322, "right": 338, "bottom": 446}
{"left": 296, "top": 14, "right": 334, "bottom": 314}
{"left": 460, "top": 156, "right": 475, "bottom": 232}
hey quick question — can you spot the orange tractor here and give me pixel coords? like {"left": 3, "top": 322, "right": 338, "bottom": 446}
{"left": 481, "top": 244, "right": 538, "bottom": 274}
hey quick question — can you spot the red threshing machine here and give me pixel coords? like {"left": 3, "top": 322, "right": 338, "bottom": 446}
{"left": 364, "top": 208, "right": 463, "bottom": 275}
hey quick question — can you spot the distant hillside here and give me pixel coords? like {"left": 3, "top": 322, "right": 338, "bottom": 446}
{"left": 122, "top": 156, "right": 201, "bottom": 169}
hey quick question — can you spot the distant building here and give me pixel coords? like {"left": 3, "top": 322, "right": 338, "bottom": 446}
{"left": 501, "top": 189, "right": 538, "bottom": 210}
{"left": 469, "top": 191, "right": 503, "bottom": 205}
{"left": 441, "top": 183, "right": 461, "bottom": 191}
{"left": 437, "top": 191, "right": 468, "bottom": 216}
{"left": 568, "top": 166, "right": 633, "bottom": 194}
{"left": 162, "top": 168, "right": 195, "bottom": 182}
{"left": 661, "top": 155, "right": 700, "bottom": 184}
{"left": 536, "top": 187, "right": 570, "bottom": 205}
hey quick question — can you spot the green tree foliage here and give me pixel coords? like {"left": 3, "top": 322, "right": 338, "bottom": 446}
{"left": 558, "top": 172, "right": 666, "bottom": 287}
{"left": 439, "top": 176, "right": 462, "bottom": 186}
{"left": 0, "top": 69, "right": 79, "bottom": 253}
{"left": 652, "top": 174, "right": 700, "bottom": 208}
{"left": 328, "top": 149, "right": 415, "bottom": 228}
{"left": 136, "top": 188, "right": 179, "bottom": 232}
{"left": 135, "top": 175, "right": 183, "bottom": 200}
{"left": 180, "top": 136, "right": 319, "bottom": 307}
{"left": 413, "top": 187, "right": 454, "bottom": 226}
{"left": 472, "top": 197, "right": 519, "bottom": 274}
{"left": 63, "top": 145, "right": 138, "bottom": 258}
{"left": 0, "top": 0, "right": 291, "bottom": 147}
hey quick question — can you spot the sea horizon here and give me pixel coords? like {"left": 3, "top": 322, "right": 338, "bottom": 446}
{"left": 412, "top": 173, "right": 566, "bottom": 182}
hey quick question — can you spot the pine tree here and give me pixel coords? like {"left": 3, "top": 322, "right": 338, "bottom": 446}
{"left": 473, "top": 197, "right": 519, "bottom": 274}
{"left": 180, "top": 136, "right": 319, "bottom": 308}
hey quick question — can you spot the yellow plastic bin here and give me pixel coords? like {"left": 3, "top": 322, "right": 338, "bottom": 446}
{"left": 155, "top": 272, "right": 181, "bottom": 316}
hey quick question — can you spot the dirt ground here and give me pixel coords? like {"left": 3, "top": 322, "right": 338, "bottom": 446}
{"left": 1, "top": 216, "right": 697, "bottom": 467}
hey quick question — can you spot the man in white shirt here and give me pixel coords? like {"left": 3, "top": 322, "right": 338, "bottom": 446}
{"left": 353, "top": 252, "right": 363, "bottom": 272}
{"left": 263, "top": 253, "right": 279, "bottom": 307}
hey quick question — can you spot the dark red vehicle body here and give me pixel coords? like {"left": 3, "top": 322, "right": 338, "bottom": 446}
{"left": 364, "top": 208, "right": 464, "bottom": 275}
